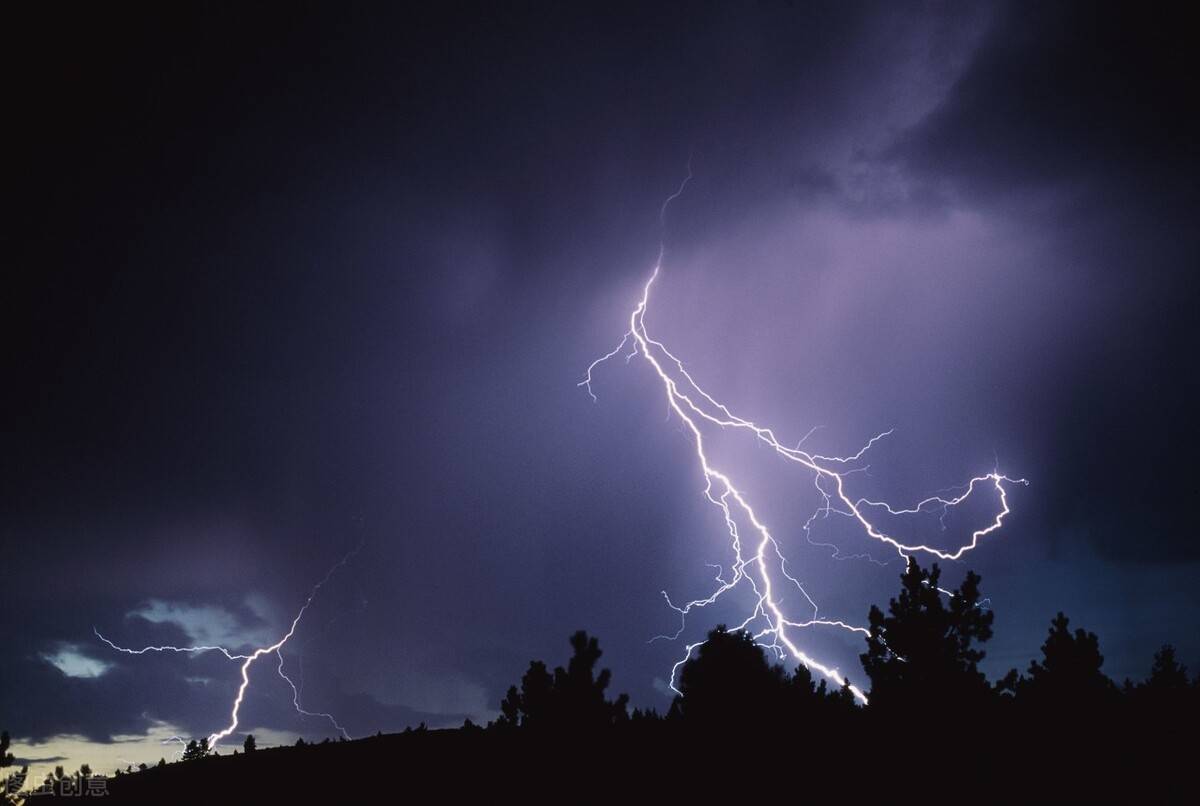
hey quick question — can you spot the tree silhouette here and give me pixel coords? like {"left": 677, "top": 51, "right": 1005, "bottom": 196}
{"left": 497, "top": 631, "right": 629, "bottom": 731}
{"left": 554, "top": 631, "right": 630, "bottom": 729}
{"left": 1144, "top": 644, "right": 1189, "bottom": 692}
{"left": 1, "top": 731, "right": 27, "bottom": 802}
{"left": 181, "top": 737, "right": 210, "bottom": 761}
{"left": 673, "top": 626, "right": 787, "bottom": 728}
{"left": 669, "top": 625, "right": 858, "bottom": 732}
{"left": 1128, "top": 643, "right": 1193, "bottom": 721}
{"left": 1017, "top": 612, "right": 1115, "bottom": 707}
{"left": 787, "top": 655, "right": 858, "bottom": 715}
{"left": 499, "top": 660, "right": 553, "bottom": 729}
{"left": 860, "top": 558, "right": 994, "bottom": 715}
{"left": 243, "top": 734, "right": 257, "bottom": 754}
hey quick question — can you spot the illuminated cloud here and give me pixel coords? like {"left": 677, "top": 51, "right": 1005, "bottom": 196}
{"left": 40, "top": 644, "right": 112, "bottom": 679}
{"left": 126, "top": 597, "right": 276, "bottom": 651}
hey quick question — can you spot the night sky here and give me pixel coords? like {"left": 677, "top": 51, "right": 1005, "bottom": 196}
{"left": 4, "top": 1, "right": 1198, "bottom": 775}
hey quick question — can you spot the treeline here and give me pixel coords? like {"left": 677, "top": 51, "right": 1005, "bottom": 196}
{"left": 4, "top": 559, "right": 1194, "bottom": 801}
{"left": 496, "top": 560, "right": 1197, "bottom": 734}
{"left": 486, "top": 559, "right": 1195, "bottom": 799}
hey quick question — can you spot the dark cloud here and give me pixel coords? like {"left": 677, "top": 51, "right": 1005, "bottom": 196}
{"left": 881, "top": 1, "right": 1200, "bottom": 562}
{"left": 888, "top": 2, "right": 1197, "bottom": 211}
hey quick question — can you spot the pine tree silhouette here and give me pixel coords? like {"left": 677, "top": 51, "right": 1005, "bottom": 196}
{"left": 673, "top": 626, "right": 787, "bottom": 728}
{"left": 860, "top": 558, "right": 994, "bottom": 715}
{"left": 1145, "top": 644, "right": 1189, "bottom": 692}
{"left": 496, "top": 631, "right": 629, "bottom": 731}
{"left": 1018, "top": 612, "right": 1115, "bottom": 707}
{"left": 181, "top": 738, "right": 211, "bottom": 761}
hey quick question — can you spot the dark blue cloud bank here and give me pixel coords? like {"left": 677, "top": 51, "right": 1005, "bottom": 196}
{"left": 2, "top": 0, "right": 1196, "bottom": 769}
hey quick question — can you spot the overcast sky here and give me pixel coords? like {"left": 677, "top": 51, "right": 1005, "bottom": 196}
{"left": 3, "top": 0, "right": 1197, "bottom": 777}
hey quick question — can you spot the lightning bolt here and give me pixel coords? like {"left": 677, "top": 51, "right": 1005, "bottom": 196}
{"left": 276, "top": 650, "right": 350, "bottom": 740}
{"left": 581, "top": 170, "right": 1026, "bottom": 703}
{"left": 161, "top": 736, "right": 188, "bottom": 760}
{"left": 95, "top": 544, "right": 361, "bottom": 749}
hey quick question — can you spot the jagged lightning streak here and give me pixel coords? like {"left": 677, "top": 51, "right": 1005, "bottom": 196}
{"left": 95, "top": 545, "right": 361, "bottom": 748}
{"left": 162, "top": 736, "right": 188, "bottom": 760}
{"left": 276, "top": 649, "right": 350, "bottom": 740}
{"left": 581, "top": 172, "right": 1026, "bottom": 702}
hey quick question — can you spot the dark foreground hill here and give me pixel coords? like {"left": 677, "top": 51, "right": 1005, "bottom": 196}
{"left": 24, "top": 717, "right": 1193, "bottom": 804}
